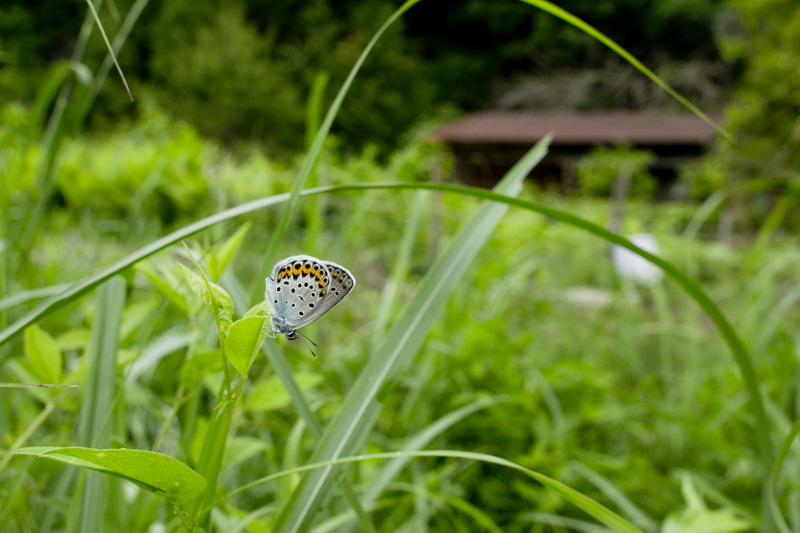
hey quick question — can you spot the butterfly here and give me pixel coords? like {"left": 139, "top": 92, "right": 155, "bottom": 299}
{"left": 264, "top": 255, "right": 355, "bottom": 356}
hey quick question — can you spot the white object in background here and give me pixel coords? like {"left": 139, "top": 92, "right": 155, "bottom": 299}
{"left": 611, "top": 233, "right": 663, "bottom": 286}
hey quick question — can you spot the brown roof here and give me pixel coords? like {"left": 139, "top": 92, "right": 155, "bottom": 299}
{"left": 436, "top": 111, "right": 717, "bottom": 145}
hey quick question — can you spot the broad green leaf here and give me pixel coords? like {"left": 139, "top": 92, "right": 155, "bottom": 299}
{"left": 57, "top": 328, "right": 91, "bottom": 351}
{"left": 24, "top": 324, "right": 62, "bottom": 384}
{"left": 244, "top": 300, "right": 268, "bottom": 319}
{"left": 207, "top": 223, "right": 251, "bottom": 281}
{"left": 16, "top": 446, "right": 206, "bottom": 502}
{"left": 246, "top": 373, "right": 323, "bottom": 413}
{"left": 178, "top": 263, "right": 234, "bottom": 325}
{"left": 224, "top": 315, "right": 267, "bottom": 377}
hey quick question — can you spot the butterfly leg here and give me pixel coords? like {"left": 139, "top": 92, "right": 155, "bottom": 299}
{"left": 261, "top": 324, "right": 277, "bottom": 338}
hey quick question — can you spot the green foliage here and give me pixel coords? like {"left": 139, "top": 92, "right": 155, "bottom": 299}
{"left": 23, "top": 325, "right": 62, "bottom": 384}
{"left": 3, "top": 125, "right": 799, "bottom": 530}
{"left": 0, "top": 0, "right": 724, "bottom": 154}
{"left": 15, "top": 446, "right": 207, "bottom": 503}
{"left": 149, "top": 1, "right": 305, "bottom": 151}
{"left": 575, "top": 143, "right": 656, "bottom": 197}
{"left": 178, "top": 263, "right": 234, "bottom": 327}
{"left": 2, "top": 2, "right": 798, "bottom": 532}
{"left": 687, "top": 0, "right": 800, "bottom": 225}
{"left": 224, "top": 315, "right": 267, "bottom": 377}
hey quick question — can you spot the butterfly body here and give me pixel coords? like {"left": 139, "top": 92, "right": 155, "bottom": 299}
{"left": 265, "top": 255, "right": 355, "bottom": 342}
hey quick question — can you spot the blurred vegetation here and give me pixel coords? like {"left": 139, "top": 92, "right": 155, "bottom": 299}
{"left": 576, "top": 144, "right": 655, "bottom": 198}
{"left": 681, "top": 0, "right": 800, "bottom": 229}
{"left": 1, "top": 0, "right": 800, "bottom": 531}
{"left": 1, "top": 0, "right": 726, "bottom": 155}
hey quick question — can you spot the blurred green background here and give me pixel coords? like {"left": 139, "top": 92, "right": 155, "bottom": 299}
{"left": 1, "top": 0, "right": 799, "bottom": 532}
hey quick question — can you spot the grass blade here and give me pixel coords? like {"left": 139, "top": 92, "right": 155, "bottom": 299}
{"left": 81, "top": 0, "right": 132, "bottom": 100}
{"left": 1, "top": 185, "right": 767, "bottom": 486}
{"left": 232, "top": 450, "right": 643, "bottom": 533}
{"left": 519, "top": 0, "right": 729, "bottom": 140}
{"left": 359, "top": 397, "right": 504, "bottom": 512}
{"left": 257, "top": 0, "right": 424, "bottom": 286}
{"left": 1, "top": 181, "right": 769, "bottom": 473}
{"left": 73, "top": 276, "right": 126, "bottom": 533}
{"left": 271, "top": 137, "right": 550, "bottom": 532}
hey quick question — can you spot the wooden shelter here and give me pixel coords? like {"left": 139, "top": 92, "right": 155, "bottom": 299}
{"left": 435, "top": 111, "right": 717, "bottom": 191}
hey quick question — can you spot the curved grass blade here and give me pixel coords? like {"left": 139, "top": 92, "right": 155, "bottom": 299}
{"left": 519, "top": 0, "right": 729, "bottom": 140}
{"left": 270, "top": 138, "right": 550, "bottom": 533}
{"left": 358, "top": 397, "right": 504, "bottom": 514}
{"left": 0, "top": 191, "right": 296, "bottom": 350}
{"left": 0, "top": 181, "right": 769, "bottom": 471}
{"left": 766, "top": 418, "right": 800, "bottom": 533}
{"left": 258, "top": 0, "right": 424, "bottom": 281}
{"left": 325, "top": 181, "right": 771, "bottom": 475}
{"left": 229, "top": 450, "right": 643, "bottom": 533}
{"left": 0, "top": 182, "right": 769, "bottom": 468}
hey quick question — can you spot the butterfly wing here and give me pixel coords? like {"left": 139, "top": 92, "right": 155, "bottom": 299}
{"left": 268, "top": 255, "right": 331, "bottom": 331}
{"left": 316, "top": 261, "right": 355, "bottom": 315}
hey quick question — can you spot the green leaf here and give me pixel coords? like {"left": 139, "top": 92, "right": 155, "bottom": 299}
{"left": 24, "top": 324, "right": 62, "bottom": 384}
{"left": 15, "top": 446, "right": 206, "bottom": 503}
{"left": 207, "top": 223, "right": 251, "bottom": 281}
{"left": 178, "top": 263, "right": 234, "bottom": 325}
{"left": 244, "top": 300, "right": 268, "bottom": 319}
{"left": 136, "top": 261, "right": 189, "bottom": 315}
{"left": 224, "top": 315, "right": 267, "bottom": 377}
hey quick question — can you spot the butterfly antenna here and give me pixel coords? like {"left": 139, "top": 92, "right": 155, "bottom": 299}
{"left": 296, "top": 331, "right": 319, "bottom": 358}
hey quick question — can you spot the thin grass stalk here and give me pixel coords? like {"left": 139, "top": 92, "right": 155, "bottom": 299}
{"left": 17, "top": 0, "right": 105, "bottom": 256}
{"left": 80, "top": 0, "right": 132, "bottom": 100}
{"left": 260, "top": 341, "right": 377, "bottom": 532}
{"left": 72, "top": 276, "right": 126, "bottom": 533}
{"left": 370, "top": 190, "right": 426, "bottom": 348}
{"left": 227, "top": 450, "right": 643, "bottom": 533}
{"left": 303, "top": 72, "right": 330, "bottom": 252}
{"left": 192, "top": 397, "right": 236, "bottom": 530}
{"left": 256, "top": 0, "right": 424, "bottom": 286}
{"left": 518, "top": 0, "right": 728, "bottom": 139}
{"left": 75, "top": 0, "right": 150, "bottom": 125}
